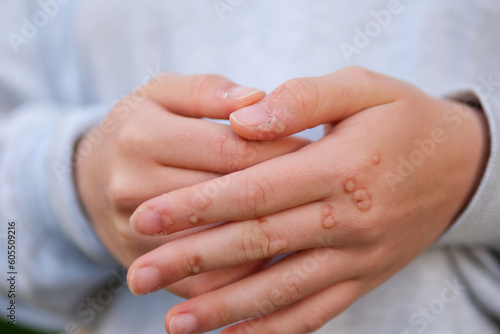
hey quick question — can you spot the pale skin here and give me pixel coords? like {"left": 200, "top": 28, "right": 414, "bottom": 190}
{"left": 127, "top": 67, "right": 489, "bottom": 334}
{"left": 75, "top": 73, "right": 310, "bottom": 297}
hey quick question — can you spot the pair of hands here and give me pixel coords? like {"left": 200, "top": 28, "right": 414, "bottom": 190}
{"left": 76, "top": 73, "right": 309, "bottom": 295}
{"left": 76, "top": 67, "right": 488, "bottom": 334}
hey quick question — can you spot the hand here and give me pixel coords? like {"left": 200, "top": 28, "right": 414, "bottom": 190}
{"left": 75, "top": 73, "right": 309, "bottom": 297}
{"left": 128, "top": 67, "right": 488, "bottom": 334}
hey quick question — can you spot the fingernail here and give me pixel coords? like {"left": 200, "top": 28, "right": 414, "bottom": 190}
{"left": 129, "top": 266, "right": 162, "bottom": 295}
{"left": 226, "top": 86, "right": 263, "bottom": 100}
{"left": 230, "top": 103, "right": 270, "bottom": 128}
{"left": 169, "top": 313, "right": 200, "bottom": 334}
{"left": 130, "top": 209, "right": 164, "bottom": 236}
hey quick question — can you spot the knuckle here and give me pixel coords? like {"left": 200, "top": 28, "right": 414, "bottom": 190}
{"left": 237, "top": 177, "right": 270, "bottom": 216}
{"left": 189, "top": 74, "right": 227, "bottom": 115}
{"left": 116, "top": 121, "right": 144, "bottom": 156}
{"left": 279, "top": 78, "right": 319, "bottom": 114}
{"left": 215, "top": 300, "right": 237, "bottom": 325}
{"left": 113, "top": 216, "right": 136, "bottom": 245}
{"left": 106, "top": 173, "right": 137, "bottom": 211}
{"left": 238, "top": 221, "right": 288, "bottom": 262}
{"left": 268, "top": 274, "right": 305, "bottom": 310}
{"left": 229, "top": 137, "right": 252, "bottom": 170}
{"left": 211, "top": 133, "right": 251, "bottom": 172}
{"left": 344, "top": 66, "right": 377, "bottom": 82}
{"left": 342, "top": 66, "right": 402, "bottom": 100}
{"left": 239, "top": 224, "right": 271, "bottom": 262}
{"left": 192, "top": 74, "right": 225, "bottom": 98}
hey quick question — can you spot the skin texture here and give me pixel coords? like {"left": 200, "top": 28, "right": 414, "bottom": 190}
{"left": 128, "top": 67, "right": 489, "bottom": 334}
{"left": 74, "top": 73, "right": 310, "bottom": 298}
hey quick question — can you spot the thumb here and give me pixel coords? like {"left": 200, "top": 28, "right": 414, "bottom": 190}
{"left": 229, "top": 67, "right": 399, "bottom": 140}
{"left": 143, "top": 73, "right": 265, "bottom": 119}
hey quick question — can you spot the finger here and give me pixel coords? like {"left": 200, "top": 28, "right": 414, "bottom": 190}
{"left": 162, "top": 249, "right": 356, "bottom": 334}
{"left": 166, "top": 260, "right": 269, "bottom": 298}
{"left": 229, "top": 66, "right": 400, "bottom": 139}
{"left": 110, "top": 165, "right": 220, "bottom": 212}
{"left": 222, "top": 280, "right": 362, "bottom": 334}
{"left": 141, "top": 111, "right": 311, "bottom": 173}
{"left": 142, "top": 73, "right": 266, "bottom": 119}
{"left": 130, "top": 144, "right": 331, "bottom": 236}
{"left": 129, "top": 201, "right": 355, "bottom": 290}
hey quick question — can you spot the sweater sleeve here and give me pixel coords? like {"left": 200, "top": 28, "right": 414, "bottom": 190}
{"left": 437, "top": 85, "right": 500, "bottom": 248}
{"left": 0, "top": 102, "right": 121, "bottom": 330}
{"left": 0, "top": 3, "right": 120, "bottom": 330}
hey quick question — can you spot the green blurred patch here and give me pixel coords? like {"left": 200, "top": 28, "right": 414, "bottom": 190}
{"left": 0, "top": 320, "right": 53, "bottom": 334}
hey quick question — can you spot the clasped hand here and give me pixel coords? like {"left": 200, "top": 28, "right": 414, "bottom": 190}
{"left": 114, "top": 68, "right": 486, "bottom": 334}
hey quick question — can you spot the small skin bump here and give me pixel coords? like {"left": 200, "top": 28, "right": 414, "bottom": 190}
{"left": 188, "top": 254, "right": 203, "bottom": 274}
{"left": 257, "top": 217, "right": 268, "bottom": 224}
{"left": 352, "top": 189, "right": 372, "bottom": 211}
{"left": 344, "top": 179, "right": 356, "bottom": 193}
{"left": 150, "top": 215, "right": 174, "bottom": 236}
{"left": 218, "top": 134, "right": 228, "bottom": 144}
{"left": 164, "top": 216, "right": 174, "bottom": 226}
{"left": 372, "top": 155, "right": 381, "bottom": 165}
{"left": 321, "top": 204, "right": 336, "bottom": 229}
{"left": 193, "top": 195, "right": 211, "bottom": 210}
{"left": 188, "top": 214, "right": 199, "bottom": 225}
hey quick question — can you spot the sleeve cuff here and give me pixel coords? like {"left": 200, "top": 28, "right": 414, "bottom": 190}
{"left": 437, "top": 87, "right": 500, "bottom": 247}
{"left": 46, "top": 104, "right": 118, "bottom": 264}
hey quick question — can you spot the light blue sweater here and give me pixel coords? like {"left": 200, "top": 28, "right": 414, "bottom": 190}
{"left": 1, "top": 1, "right": 499, "bottom": 333}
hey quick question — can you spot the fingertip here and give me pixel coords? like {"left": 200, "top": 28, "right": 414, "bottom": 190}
{"left": 129, "top": 207, "right": 166, "bottom": 236}
{"left": 229, "top": 114, "right": 260, "bottom": 140}
{"left": 216, "top": 86, "right": 265, "bottom": 118}
{"left": 224, "top": 86, "right": 265, "bottom": 102}
{"left": 165, "top": 304, "right": 202, "bottom": 334}
{"left": 230, "top": 104, "right": 269, "bottom": 128}
{"left": 166, "top": 313, "right": 200, "bottom": 334}
{"left": 127, "top": 266, "right": 162, "bottom": 296}
{"left": 229, "top": 104, "right": 286, "bottom": 140}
